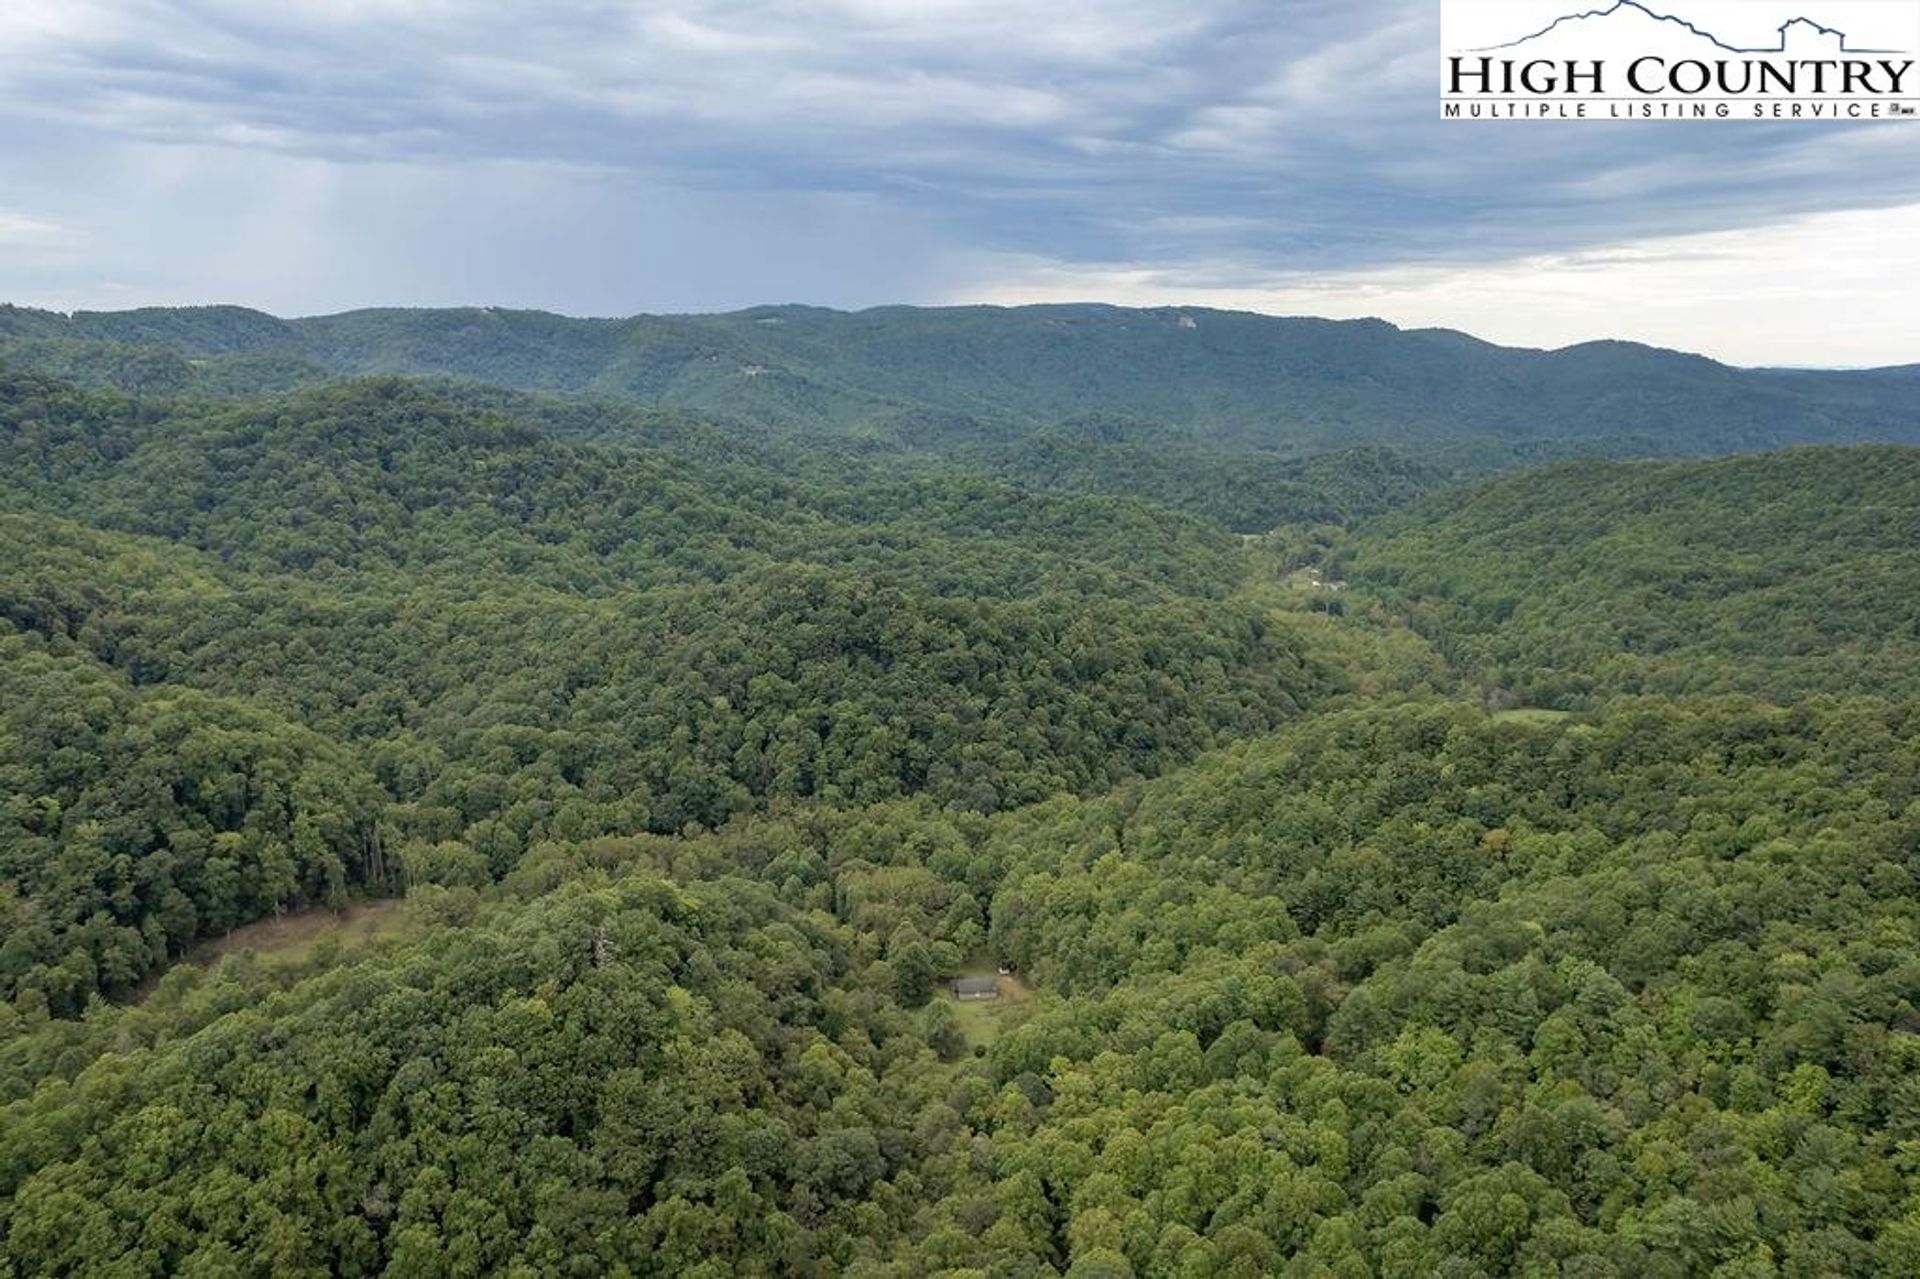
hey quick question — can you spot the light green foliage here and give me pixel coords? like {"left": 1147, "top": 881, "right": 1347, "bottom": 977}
{"left": 4, "top": 353, "right": 1920, "bottom": 1274}
{"left": 1347, "top": 447, "right": 1920, "bottom": 704}
{"left": 0, "top": 371, "right": 1335, "bottom": 1008}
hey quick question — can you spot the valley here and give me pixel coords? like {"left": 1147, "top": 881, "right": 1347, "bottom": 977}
{"left": 1, "top": 318, "right": 1918, "bottom": 1275}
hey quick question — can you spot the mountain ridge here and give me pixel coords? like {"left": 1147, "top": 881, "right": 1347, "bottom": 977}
{"left": 0, "top": 299, "right": 1791, "bottom": 365}
{"left": 3, "top": 301, "right": 1917, "bottom": 468}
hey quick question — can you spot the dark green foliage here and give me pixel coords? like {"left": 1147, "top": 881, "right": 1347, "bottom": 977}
{"left": 7, "top": 303, "right": 1920, "bottom": 466}
{"left": 0, "top": 630, "right": 383, "bottom": 1012}
{"left": 0, "top": 373, "right": 1330, "bottom": 1004}
{"left": 1, "top": 870, "right": 957, "bottom": 1275}
{"left": 6, "top": 700, "right": 1920, "bottom": 1274}
{"left": 949, "top": 428, "right": 1443, "bottom": 531}
{"left": 5, "top": 349, "right": 1920, "bottom": 1276}
{"left": 1346, "top": 447, "right": 1920, "bottom": 705}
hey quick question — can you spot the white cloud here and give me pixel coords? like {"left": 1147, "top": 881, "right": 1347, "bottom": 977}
{"left": 0, "top": 210, "right": 71, "bottom": 245}
{"left": 962, "top": 201, "right": 1920, "bottom": 367}
{"left": 0, "top": 0, "right": 1916, "bottom": 363}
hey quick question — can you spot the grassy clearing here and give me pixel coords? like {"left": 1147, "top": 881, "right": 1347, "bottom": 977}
{"left": 192, "top": 898, "right": 410, "bottom": 966}
{"left": 1229, "top": 545, "right": 1456, "bottom": 704}
{"left": 129, "top": 898, "right": 411, "bottom": 1005}
{"left": 1491, "top": 707, "right": 1575, "bottom": 726}
{"left": 943, "top": 967, "right": 1037, "bottom": 1049}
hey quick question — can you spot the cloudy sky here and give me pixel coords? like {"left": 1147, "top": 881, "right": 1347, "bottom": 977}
{"left": 1, "top": 0, "right": 1916, "bottom": 365}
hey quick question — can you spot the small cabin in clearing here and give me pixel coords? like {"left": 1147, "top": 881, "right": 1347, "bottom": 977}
{"left": 953, "top": 976, "right": 1000, "bottom": 1002}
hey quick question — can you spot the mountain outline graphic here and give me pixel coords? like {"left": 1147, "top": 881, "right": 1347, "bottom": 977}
{"left": 1471, "top": 0, "right": 1906, "bottom": 54}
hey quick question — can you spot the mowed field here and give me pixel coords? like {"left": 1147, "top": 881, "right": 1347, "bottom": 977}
{"left": 945, "top": 968, "right": 1037, "bottom": 1048}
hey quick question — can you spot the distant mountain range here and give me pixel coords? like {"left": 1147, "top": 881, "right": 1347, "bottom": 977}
{"left": 3, "top": 301, "right": 1917, "bottom": 468}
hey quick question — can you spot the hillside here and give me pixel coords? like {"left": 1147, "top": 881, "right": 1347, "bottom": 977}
{"left": 0, "top": 370, "right": 1350, "bottom": 1012}
{"left": 6, "top": 359, "right": 1920, "bottom": 1275}
{"left": 5, "top": 303, "right": 1919, "bottom": 467}
{"left": 1345, "top": 446, "right": 1920, "bottom": 705}
{"left": 7, "top": 697, "right": 1920, "bottom": 1274}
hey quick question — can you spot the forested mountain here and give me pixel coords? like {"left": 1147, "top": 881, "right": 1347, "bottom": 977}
{"left": 5, "top": 302, "right": 1919, "bottom": 467}
{"left": 4, "top": 340, "right": 1920, "bottom": 1275}
{"left": 0, "top": 370, "right": 1342, "bottom": 1014}
{"left": 1346, "top": 447, "right": 1920, "bottom": 706}
{"left": 7, "top": 699, "right": 1920, "bottom": 1275}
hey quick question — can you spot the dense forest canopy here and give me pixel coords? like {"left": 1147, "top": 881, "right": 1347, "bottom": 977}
{"left": 1345, "top": 448, "right": 1920, "bottom": 706}
{"left": 0, "top": 373, "right": 1346, "bottom": 1014}
{"left": 2, "top": 334, "right": 1919, "bottom": 1276}
{"left": 5, "top": 302, "right": 1920, "bottom": 469}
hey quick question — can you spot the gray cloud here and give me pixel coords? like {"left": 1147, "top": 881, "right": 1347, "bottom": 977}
{"left": 0, "top": 0, "right": 1916, "bottom": 318}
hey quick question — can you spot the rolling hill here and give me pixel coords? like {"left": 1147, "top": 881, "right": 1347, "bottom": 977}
{"left": 5, "top": 302, "right": 1918, "bottom": 468}
{"left": 1345, "top": 445, "right": 1920, "bottom": 704}
{"left": 6, "top": 329, "right": 1920, "bottom": 1275}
